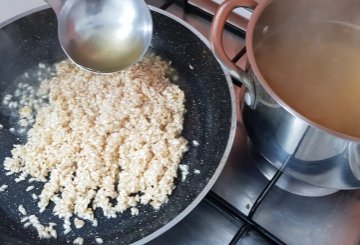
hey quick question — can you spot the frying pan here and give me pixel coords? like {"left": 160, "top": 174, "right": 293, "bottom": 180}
{"left": 0, "top": 5, "right": 236, "bottom": 245}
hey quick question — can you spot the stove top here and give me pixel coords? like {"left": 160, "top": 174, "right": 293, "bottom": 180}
{"left": 145, "top": 1, "right": 360, "bottom": 245}
{"left": 2, "top": 1, "right": 360, "bottom": 244}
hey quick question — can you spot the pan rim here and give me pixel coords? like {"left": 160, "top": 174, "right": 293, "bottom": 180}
{"left": 0, "top": 4, "right": 49, "bottom": 29}
{"left": 0, "top": 4, "right": 237, "bottom": 245}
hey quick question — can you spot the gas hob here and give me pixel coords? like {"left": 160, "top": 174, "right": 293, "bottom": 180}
{"left": 2, "top": 1, "right": 360, "bottom": 244}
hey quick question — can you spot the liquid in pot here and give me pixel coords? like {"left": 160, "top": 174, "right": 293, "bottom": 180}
{"left": 255, "top": 21, "right": 360, "bottom": 138}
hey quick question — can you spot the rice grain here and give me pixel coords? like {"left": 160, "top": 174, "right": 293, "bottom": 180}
{"left": 18, "top": 205, "right": 27, "bottom": 216}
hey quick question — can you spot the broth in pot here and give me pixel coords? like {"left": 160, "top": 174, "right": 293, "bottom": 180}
{"left": 255, "top": 21, "right": 360, "bottom": 138}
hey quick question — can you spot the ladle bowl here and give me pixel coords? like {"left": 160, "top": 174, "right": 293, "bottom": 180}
{"left": 46, "top": 0, "right": 153, "bottom": 73}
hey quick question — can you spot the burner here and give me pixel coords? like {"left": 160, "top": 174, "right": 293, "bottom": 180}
{"left": 247, "top": 139, "right": 339, "bottom": 197}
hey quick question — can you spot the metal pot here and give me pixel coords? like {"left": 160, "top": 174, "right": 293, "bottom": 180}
{"left": 210, "top": 0, "right": 360, "bottom": 190}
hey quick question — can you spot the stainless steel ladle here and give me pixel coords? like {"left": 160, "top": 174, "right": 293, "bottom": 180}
{"left": 45, "top": 0, "right": 153, "bottom": 73}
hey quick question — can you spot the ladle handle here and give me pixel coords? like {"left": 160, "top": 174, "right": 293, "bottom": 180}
{"left": 44, "top": 0, "right": 66, "bottom": 15}
{"left": 210, "top": 0, "right": 258, "bottom": 107}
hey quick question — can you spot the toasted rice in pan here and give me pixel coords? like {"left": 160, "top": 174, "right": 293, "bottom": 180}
{"left": 3, "top": 55, "right": 188, "bottom": 236}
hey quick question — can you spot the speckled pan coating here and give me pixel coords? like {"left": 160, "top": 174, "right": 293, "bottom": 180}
{"left": 0, "top": 6, "right": 236, "bottom": 245}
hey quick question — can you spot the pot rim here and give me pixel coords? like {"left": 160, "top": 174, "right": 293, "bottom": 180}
{"left": 246, "top": 0, "right": 360, "bottom": 143}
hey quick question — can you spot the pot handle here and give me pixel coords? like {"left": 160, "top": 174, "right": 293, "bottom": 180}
{"left": 210, "top": 0, "right": 258, "bottom": 107}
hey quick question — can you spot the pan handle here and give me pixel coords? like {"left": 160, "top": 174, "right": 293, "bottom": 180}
{"left": 210, "top": 0, "right": 258, "bottom": 107}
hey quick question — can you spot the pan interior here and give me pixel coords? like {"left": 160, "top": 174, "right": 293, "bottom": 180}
{"left": 0, "top": 8, "right": 233, "bottom": 244}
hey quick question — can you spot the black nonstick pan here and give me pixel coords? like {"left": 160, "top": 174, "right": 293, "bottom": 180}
{"left": 0, "top": 5, "right": 236, "bottom": 245}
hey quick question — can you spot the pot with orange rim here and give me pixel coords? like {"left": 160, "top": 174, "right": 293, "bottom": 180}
{"left": 210, "top": 0, "right": 360, "bottom": 190}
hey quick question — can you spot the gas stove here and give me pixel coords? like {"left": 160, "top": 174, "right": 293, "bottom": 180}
{"left": 145, "top": 1, "right": 360, "bottom": 245}
{"left": 2, "top": 1, "right": 360, "bottom": 244}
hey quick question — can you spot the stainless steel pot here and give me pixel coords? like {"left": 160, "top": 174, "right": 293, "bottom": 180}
{"left": 210, "top": 0, "right": 360, "bottom": 190}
